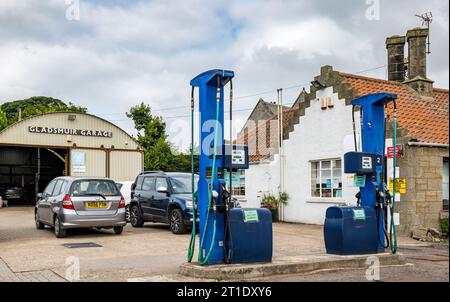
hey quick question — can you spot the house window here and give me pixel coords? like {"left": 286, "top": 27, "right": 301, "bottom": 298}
{"left": 225, "top": 170, "right": 246, "bottom": 197}
{"left": 311, "top": 159, "right": 343, "bottom": 198}
{"left": 443, "top": 158, "right": 449, "bottom": 212}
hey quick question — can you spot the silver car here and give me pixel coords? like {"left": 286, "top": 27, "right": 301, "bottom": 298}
{"left": 35, "top": 177, "right": 127, "bottom": 238}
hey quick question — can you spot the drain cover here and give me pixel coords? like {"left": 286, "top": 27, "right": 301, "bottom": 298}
{"left": 63, "top": 242, "right": 103, "bottom": 249}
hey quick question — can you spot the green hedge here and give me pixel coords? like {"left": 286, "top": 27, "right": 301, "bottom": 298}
{"left": 441, "top": 218, "right": 449, "bottom": 236}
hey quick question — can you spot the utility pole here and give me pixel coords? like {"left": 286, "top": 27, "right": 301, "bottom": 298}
{"left": 277, "top": 88, "right": 285, "bottom": 222}
{"left": 35, "top": 148, "right": 41, "bottom": 202}
{"left": 280, "top": 88, "right": 284, "bottom": 222}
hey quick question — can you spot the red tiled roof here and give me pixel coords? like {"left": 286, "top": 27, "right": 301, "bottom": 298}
{"left": 340, "top": 73, "right": 449, "bottom": 145}
{"left": 236, "top": 108, "right": 297, "bottom": 162}
{"left": 238, "top": 71, "right": 449, "bottom": 163}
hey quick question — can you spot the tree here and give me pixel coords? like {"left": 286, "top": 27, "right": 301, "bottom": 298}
{"left": 127, "top": 102, "right": 198, "bottom": 172}
{"left": 144, "top": 137, "right": 174, "bottom": 171}
{"left": 0, "top": 96, "right": 87, "bottom": 126}
{"left": 0, "top": 109, "right": 8, "bottom": 132}
{"left": 126, "top": 103, "right": 166, "bottom": 150}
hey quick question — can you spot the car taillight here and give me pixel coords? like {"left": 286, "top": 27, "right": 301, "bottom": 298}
{"left": 62, "top": 194, "right": 74, "bottom": 210}
{"left": 119, "top": 195, "right": 125, "bottom": 209}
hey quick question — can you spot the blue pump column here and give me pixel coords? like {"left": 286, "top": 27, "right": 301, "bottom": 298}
{"left": 352, "top": 93, "right": 397, "bottom": 252}
{"left": 190, "top": 70, "right": 234, "bottom": 265}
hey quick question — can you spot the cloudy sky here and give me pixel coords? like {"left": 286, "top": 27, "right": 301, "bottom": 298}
{"left": 0, "top": 0, "right": 448, "bottom": 149}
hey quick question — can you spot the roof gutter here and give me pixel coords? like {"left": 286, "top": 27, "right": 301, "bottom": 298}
{"left": 408, "top": 142, "right": 449, "bottom": 148}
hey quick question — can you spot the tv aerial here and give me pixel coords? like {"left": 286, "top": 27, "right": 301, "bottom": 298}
{"left": 415, "top": 12, "right": 433, "bottom": 54}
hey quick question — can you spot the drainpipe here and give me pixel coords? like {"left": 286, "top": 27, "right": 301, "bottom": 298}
{"left": 277, "top": 88, "right": 285, "bottom": 222}
{"left": 280, "top": 88, "right": 285, "bottom": 222}
{"left": 276, "top": 89, "right": 281, "bottom": 221}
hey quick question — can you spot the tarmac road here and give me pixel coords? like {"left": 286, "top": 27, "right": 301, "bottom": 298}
{"left": 250, "top": 244, "right": 449, "bottom": 282}
{"left": 0, "top": 206, "right": 447, "bottom": 282}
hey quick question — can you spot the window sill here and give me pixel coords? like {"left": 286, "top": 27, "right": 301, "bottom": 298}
{"left": 306, "top": 198, "right": 348, "bottom": 205}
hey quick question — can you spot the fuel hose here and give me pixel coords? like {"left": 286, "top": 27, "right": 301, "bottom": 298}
{"left": 187, "top": 86, "right": 196, "bottom": 263}
{"left": 197, "top": 77, "right": 221, "bottom": 265}
{"left": 390, "top": 101, "right": 398, "bottom": 254}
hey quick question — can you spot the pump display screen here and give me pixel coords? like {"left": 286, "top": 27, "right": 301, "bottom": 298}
{"left": 206, "top": 168, "right": 224, "bottom": 179}
{"left": 232, "top": 149, "right": 246, "bottom": 165}
{"left": 362, "top": 156, "right": 373, "bottom": 170}
{"left": 224, "top": 144, "right": 249, "bottom": 170}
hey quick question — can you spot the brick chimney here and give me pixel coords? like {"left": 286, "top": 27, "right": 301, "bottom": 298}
{"left": 386, "top": 35, "right": 406, "bottom": 82}
{"left": 404, "top": 27, "right": 434, "bottom": 96}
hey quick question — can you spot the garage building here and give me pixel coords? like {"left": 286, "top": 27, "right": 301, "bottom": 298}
{"left": 0, "top": 112, "right": 143, "bottom": 204}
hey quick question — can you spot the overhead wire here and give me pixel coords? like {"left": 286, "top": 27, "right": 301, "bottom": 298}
{"left": 94, "top": 64, "right": 391, "bottom": 122}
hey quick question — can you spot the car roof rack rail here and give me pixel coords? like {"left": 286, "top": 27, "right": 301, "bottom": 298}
{"left": 140, "top": 170, "right": 166, "bottom": 175}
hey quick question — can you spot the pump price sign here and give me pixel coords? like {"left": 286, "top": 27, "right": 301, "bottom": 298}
{"left": 353, "top": 209, "right": 366, "bottom": 221}
{"left": 243, "top": 210, "right": 259, "bottom": 223}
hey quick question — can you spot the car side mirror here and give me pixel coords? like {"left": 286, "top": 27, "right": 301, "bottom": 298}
{"left": 157, "top": 186, "right": 168, "bottom": 194}
{"left": 37, "top": 193, "right": 43, "bottom": 199}
{"left": 131, "top": 183, "right": 136, "bottom": 191}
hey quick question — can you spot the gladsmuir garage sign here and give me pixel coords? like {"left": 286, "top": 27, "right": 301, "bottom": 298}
{"left": 28, "top": 126, "right": 113, "bottom": 138}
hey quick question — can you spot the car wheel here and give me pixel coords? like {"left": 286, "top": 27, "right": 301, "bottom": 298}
{"left": 169, "top": 209, "right": 187, "bottom": 234}
{"left": 113, "top": 226, "right": 123, "bottom": 235}
{"left": 35, "top": 211, "right": 45, "bottom": 230}
{"left": 54, "top": 216, "right": 67, "bottom": 238}
{"left": 125, "top": 205, "right": 130, "bottom": 222}
{"left": 130, "top": 205, "right": 144, "bottom": 227}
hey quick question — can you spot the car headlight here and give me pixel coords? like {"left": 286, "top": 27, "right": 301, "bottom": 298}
{"left": 186, "top": 200, "right": 193, "bottom": 208}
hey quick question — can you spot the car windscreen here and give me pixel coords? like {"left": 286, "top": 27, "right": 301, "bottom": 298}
{"left": 169, "top": 176, "right": 199, "bottom": 194}
{"left": 70, "top": 180, "right": 120, "bottom": 197}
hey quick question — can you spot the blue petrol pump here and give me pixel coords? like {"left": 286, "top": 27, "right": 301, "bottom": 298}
{"left": 324, "top": 93, "right": 399, "bottom": 255}
{"left": 187, "top": 69, "right": 273, "bottom": 265}
{"left": 189, "top": 69, "right": 232, "bottom": 265}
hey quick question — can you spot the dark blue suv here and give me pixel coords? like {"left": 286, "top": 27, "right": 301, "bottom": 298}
{"left": 129, "top": 171, "right": 198, "bottom": 234}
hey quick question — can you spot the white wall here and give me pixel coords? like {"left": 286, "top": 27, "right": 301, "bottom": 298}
{"left": 244, "top": 156, "right": 280, "bottom": 208}
{"left": 244, "top": 87, "right": 362, "bottom": 225}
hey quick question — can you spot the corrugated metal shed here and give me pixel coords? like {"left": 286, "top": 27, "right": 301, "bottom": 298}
{"left": 0, "top": 112, "right": 143, "bottom": 181}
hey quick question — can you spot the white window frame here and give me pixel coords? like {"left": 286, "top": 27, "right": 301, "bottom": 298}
{"left": 309, "top": 158, "right": 343, "bottom": 199}
{"left": 227, "top": 169, "right": 246, "bottom": 198}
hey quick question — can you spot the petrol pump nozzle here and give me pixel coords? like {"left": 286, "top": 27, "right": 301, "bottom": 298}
{"left": 355, "top": 191, "right": 361, "bottom": 207}
{"left": 375, "top": 186, "right": 384, "bottom": 209}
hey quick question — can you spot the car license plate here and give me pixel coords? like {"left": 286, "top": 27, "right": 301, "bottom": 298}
{"left": 85, "top": 202, "right": 109, "bottom": 209}
{"left": 9, "top": 195, "right": 20, "bottom": 199}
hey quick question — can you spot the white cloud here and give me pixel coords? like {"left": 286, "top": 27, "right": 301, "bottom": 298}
{"left": 0, "top": 0, "right": 448, "bottom": 149}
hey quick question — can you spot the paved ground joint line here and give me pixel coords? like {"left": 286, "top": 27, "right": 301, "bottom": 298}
{"left": 0, "top": 257, "right": 66, "bottom": 282}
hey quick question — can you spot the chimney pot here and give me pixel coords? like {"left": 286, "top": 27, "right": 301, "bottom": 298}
{"left": 406, "top": 28, "right": 429, "bottom": 80}
{"left": 386, "top": 35, "right": 406, "bottom": 82}
{"left": 405, "top": 28, "right": 433, "bottom": 96}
